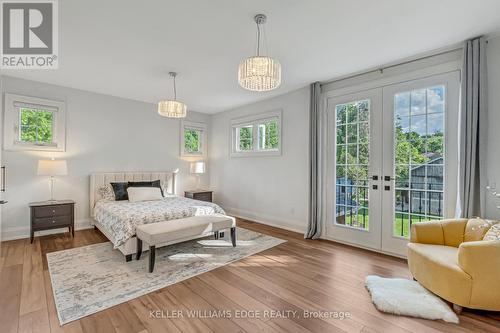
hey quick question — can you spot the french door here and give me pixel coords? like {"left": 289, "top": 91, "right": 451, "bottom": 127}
{"left": 325, "top": 71, "right": 460, "bottom": 257}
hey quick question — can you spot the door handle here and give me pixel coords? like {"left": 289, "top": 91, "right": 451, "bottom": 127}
{"left": 384, "top": 176, "right": 395, "bottom": 181}
{"left": 371, "top": 175, "right": 379, "bottom": 181}
{"left": 1, "top": 166, "right": 5, "bottom": 192}
{"left": 0, "top": 200, "right": 7, "bottom": 204}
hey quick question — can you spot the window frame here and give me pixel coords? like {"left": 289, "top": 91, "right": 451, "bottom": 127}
{"left": 4, "top": 93, "right": 66, "bottom": 152}
{"left": 180, "top": 121, "right": 207, "bottom": 157}
{"left": 230, "top": 109, "right": 282, "bottom": 158}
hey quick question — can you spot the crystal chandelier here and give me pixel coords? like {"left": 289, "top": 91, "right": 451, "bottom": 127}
{"left": 238, "top": 14, "right": 281, "bottom": 92}
{"left": 158, "top": 72, "right": 187, "bottom": 118}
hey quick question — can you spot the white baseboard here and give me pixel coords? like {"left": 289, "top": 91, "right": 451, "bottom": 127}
{"left": 224, "top": 206, "right": 306, "bottom": 235}
{"left": 320, "top": 234, "right": 407, "bottom": 259}
{"left": 1, "top": 218, "right": 93, "bottom": 242}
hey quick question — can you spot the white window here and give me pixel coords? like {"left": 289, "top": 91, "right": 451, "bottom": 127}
{"left": 230, "top": 109, "right": 282, "bottom": 157}
{"left": 180, "top": 121, "right": 207, "bottom": 157}
{"left": 4, "top": 94, "right": 66, "bottom": 151}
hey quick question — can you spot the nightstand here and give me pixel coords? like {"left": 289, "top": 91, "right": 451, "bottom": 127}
{"left": 184, "top": 190, "right": 213, "bottom": 202}
{"left": 30, "top": 200, "right": 75, "bottom": 243}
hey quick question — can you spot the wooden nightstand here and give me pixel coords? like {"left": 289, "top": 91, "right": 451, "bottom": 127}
{"left": 30, "top": 200, "right": 75, "bottom": 243}
{"left": 184, "top": 190, "right": 213, "bottom": 202}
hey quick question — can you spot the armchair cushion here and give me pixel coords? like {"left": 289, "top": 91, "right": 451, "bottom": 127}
{"left": 441, "top": 219, "right": 468, "bottom": 247}
{"left": 407, "top": 243, "right": 472, "bottom": 306}
{"left": 410, "top": 219, "right": 468, "bottom": 247}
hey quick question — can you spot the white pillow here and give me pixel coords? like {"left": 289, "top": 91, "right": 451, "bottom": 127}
{"left": 127, "top": 187, "right": 163, "bottom": 202}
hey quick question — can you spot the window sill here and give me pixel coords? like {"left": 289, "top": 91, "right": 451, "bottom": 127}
{"left": 6, "top": 141, "right": 63, "bottom": 152}
{"left": 181, "top": 151, "right": 205, "bottom": 158}
{"left": 230, "top": 150, "right": 282, "bottom": 158}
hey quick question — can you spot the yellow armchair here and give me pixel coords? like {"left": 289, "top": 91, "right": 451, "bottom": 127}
{"left": 407, "top": 218, "right": 500, "bottom": 312}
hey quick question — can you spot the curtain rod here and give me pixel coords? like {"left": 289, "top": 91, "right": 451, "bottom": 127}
{"left": 320, "top": 45, "right": 463, "bottom": 86}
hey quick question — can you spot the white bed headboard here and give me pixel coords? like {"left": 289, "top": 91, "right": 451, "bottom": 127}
{"left": 89, "top": 171, "right": 178, "bottom": 216}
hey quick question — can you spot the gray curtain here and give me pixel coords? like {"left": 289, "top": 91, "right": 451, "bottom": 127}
{"left": 306, "top": 82, "right": 322, "bottom": 239}
{"left": 457, "top": 36, "right": 487, "bottom": 218}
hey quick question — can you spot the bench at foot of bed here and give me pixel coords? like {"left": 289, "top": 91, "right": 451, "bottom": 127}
{"left": 135, "top": 215, "right": 236, "bottom": 272}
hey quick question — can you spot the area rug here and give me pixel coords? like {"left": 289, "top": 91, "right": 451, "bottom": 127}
{"left": 47, "top": 227, "right": 285, "bottom": 325}
{"left": 365, "top": 275, "right": 459, "bottom": 323}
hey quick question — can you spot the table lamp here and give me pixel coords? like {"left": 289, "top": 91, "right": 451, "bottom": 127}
{"left": 190, "top": 161, "right": 205, "bottom": 189}
{"left": 37, "top": 159, "right": 67, "bottom": 201}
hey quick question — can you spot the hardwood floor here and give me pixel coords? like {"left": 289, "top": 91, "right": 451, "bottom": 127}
{"left": 1, "top": 219, "right": 499, "bottom": 333}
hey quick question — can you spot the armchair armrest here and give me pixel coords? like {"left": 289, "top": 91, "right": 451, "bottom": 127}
{"left": 458, "top": 240, "right": 500, "bottom": 308}
{"left": 410, "top": 219, "right": 468, "bottom": 246}
{"left": 458, "top": 240, "right": 500, "bottom": 277}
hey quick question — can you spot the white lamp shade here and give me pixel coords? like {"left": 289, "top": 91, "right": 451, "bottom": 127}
{"left": 158, "top": 100, "right": 187, "bottom": 118}
{"left": 238, "top": 56, "right": 281, "bottom": 91}
{"left": 37, "top": 160, "right": 68, "bottom": 176}
{"left": 190, "top": 161, "right": 205, "bottom": 174}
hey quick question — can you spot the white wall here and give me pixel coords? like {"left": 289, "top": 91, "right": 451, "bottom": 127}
{"left": 210, "top": 88, "right": 310, "bottom": 233}
{"left": 485, "top": 36, "right": 500, "bottom": 219}
{"left": 0, "top": 75, "right": 211, "bottom": 240}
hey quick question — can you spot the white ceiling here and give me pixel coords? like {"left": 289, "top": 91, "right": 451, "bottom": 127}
{"left": 3, "top": 0, "right": 500, "bottom": 114}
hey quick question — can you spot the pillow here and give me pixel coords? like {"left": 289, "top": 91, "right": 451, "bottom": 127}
{"left": 110, "top": 182, "right": 129, "bottom": 201}
{"left": 97, "top": 184, "right": 115, "bottom": 201}
{"left": 127, "top": 187, "right": 163, "bottom": 202}
{"left": 128, "top": 180, "right": 164, "bottom": 197}
{"left": 464, "top": 218, "right": 492, "bottom": 242}
{"left": 483, "top": 222, "right": 500, "bottom": 241}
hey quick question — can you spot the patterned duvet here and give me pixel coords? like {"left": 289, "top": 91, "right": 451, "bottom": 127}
{"left": 93, "top": 196, "right": 226, "bottom": 248}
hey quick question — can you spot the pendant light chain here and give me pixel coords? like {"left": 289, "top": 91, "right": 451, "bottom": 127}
{"left": 173, "top": 75, "right": 177, "bottom": 100}
{"left": 256, "top": 20, "right": 261, "bottom": 56}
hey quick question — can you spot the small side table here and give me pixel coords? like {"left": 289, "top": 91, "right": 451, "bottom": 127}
{"left": 184, "top": 190, "right": 213, "bottom": 203}
{"left": 29, "top": 200, "right": 75, "bottom": 243}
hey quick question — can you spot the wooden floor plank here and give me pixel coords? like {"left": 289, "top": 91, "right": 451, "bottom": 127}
{"left": 20, "top": 238, "right": 48, "bottom": 316}
{"left": 18, "top": 308, "right": 51, "bottom": 333}
{"left": 148, "top": 290, "right": 215, "bottom": 333}
{"left": 0, "top": 264, "right": 23, "bottom": 333}
{"left": 0, "top": 220, "right": 498, "bottom": 333}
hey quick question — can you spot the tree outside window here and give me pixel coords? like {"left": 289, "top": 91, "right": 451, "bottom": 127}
{"left": 238, "top": 126, "right": 253, "bottom": 151}
{"left": 184, "top": 129, "right": 201, "bottom": 153}
{"left": 180, "top": 121, "right": 207, "bottom": 157}
{"left": 19, "top": 108, "right": 54, "bottom": 144}
{"left": 258, "top": 120, "right": 279, "bottom": 150}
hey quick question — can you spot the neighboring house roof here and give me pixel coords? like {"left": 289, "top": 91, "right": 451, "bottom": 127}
{"left": 410, "top": 156, "right": 443, "bottom": 172}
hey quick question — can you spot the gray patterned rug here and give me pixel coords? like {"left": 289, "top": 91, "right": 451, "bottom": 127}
{"left": 47, "top": 227, "right": 285, "bottom": 325}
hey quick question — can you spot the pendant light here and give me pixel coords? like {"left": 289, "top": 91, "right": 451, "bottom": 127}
{"left": 158, "top": 72, "right": 187, "bottom": 118}
{"left": 238, "top": 14, "right": 281, "bottom": 92}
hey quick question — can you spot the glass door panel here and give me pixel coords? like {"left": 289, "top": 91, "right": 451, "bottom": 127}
{"left": 335, "top": 100, "right": 370, "bottom": 230}
{"left": 393, "top": 86, "right": 445, "bottom": 238}
{"left": 381, "top": 71, "right": 460, "bottom": 256}
{"left": 326, "top": 89, "right": 383, "bottom": 251}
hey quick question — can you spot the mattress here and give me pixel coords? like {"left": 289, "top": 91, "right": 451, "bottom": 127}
{"left": 93, "top": 196, "right": 226, "bottom": 248}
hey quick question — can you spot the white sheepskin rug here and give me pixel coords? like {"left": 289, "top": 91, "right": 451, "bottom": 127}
{"left": 365, "top": 275, "right": 459, "bottom": 323}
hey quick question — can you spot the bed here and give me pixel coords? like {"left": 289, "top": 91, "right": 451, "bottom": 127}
{"left": 90, "top": 171, "right": 227, "bottom": 260}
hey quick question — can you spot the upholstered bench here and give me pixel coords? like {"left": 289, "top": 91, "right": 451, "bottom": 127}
{"left": 135, "top": 215, "right": 236, "bottom": 272}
